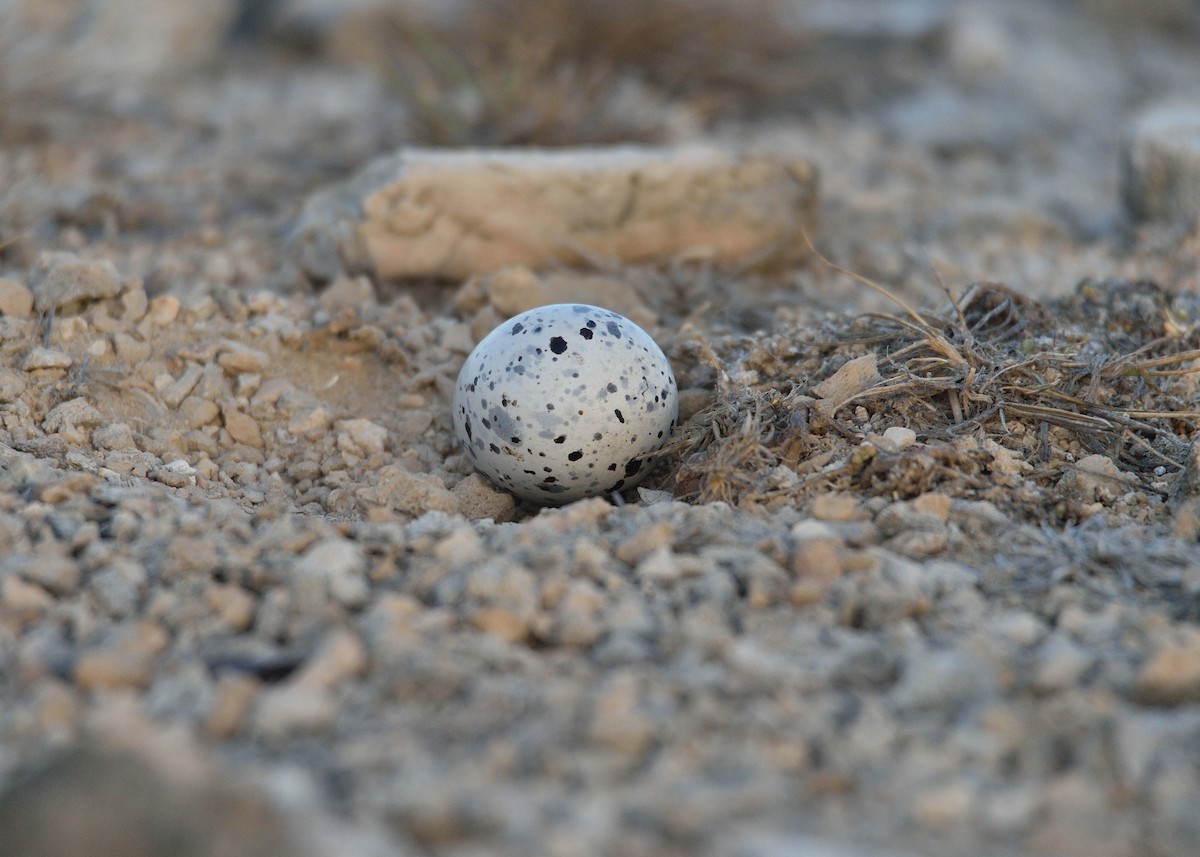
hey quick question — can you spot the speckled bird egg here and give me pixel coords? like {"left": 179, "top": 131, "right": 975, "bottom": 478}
{"left": 453, "top": 304, "right": 678, "bottom": 505}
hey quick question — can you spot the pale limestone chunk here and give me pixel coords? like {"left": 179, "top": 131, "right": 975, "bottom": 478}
{"left": 291, "top": 145, "right": 819, "bottom": 281}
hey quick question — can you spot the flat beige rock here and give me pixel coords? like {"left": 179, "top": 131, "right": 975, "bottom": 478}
{"left": 291, "top": 146, "right": 818, "bottom": 281}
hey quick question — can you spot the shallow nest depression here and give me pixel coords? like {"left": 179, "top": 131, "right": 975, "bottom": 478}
{"left": 658, "top": 276, "right": 1200, "bottom": 527}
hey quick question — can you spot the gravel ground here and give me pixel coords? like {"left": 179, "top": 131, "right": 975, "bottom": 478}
{"left": 2, "top": 1, "right": 1200, "bottom": 856}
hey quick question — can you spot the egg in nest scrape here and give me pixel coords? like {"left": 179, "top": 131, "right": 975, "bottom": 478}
{"left": 453, "top": 303, "right": 678, "bottom": 504}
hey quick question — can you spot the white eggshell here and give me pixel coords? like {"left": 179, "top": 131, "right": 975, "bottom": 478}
{"left": 453, "top": 304, "right": 678, "bottom": 505}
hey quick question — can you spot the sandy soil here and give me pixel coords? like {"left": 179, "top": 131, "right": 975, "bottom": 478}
{"left": 1, "top": 2, "right": 1200, "bottom": 856}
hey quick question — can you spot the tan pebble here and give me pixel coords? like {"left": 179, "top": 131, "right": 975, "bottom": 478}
{"left": 121, "top": 282, "right": 148, "bottom": 320}
{"left": 789, "top": 536, "right": 843, "bottom": 584}
{"left": 912, "top": 780, "right": 976, "bottom": 829}
{"left": 23, "top": 346, "right": 72, "bottom": 372}
{"left": 615, "top": 521, "right": 674, "bottom": 565}
{"left": 288, "top": 406, "right": 332, "bottom": 435}
{"left": 881, "top": 425, "right": 917, "bottom": 450}
{"left": 451, "top": 473, "right": 516, "bottom": 522}
{"left": 112, "top": 332, "right": 151, "bottom": 363}
{"left": 485, "top": 266, "right": 541, "bottom": 316}
{"left": 469, "top": 304, "right": 504, "bottom": 343}
{"left": 2, "top": 574, "right": 54, "bottom": 619}
{"left": 470, "top": 606, "right": 529, "bottom": 643}
{"left": 74, "top": 621, "right": 169, "bottom": 691}
{"left": 293, "top": 630, "right": 369, "bottom": 690}
{"left": 0, "top": 368, "right": 25, "bottom": 402}
{"left": 811, "top": 493, "right": 866, "bottom": 522}
{"left": 392, "top": 410, "right": 434, "bottom": 442}
{"left": 178, "top": 396, "right": 219, "bottom": 429}
{"left": 204, "top": 673, "right": 260, "bottom": 738}
{"left": 588, "top": 673, "right": 653, "bottom": 756}
{"left": 147, "top": 294, "right": 181, "bottom": 325}
{"left": 160, "top": 365, "right": 203, "bottom": 408}
{"left": 812, "top": 354, "right": 881, "bottom": 416}
{"left": 20, "top": 548, "right": 80, "bottom": 595}
{"left": 635, "top": 545, "right": 681, "bottom": 584}
{"left": 235, "top": 372, "right": 261, "bottom": 396}
{"left": 33, "top": 680, "right": 80, "bottom": 740}
{"left": 1060, "top": 454, "right": 1137, "bottom": 504}
{"left": 153, "top": 459, "right": 197, "bottom": 488}
{"left": 217, "top": 342, "right": 270, "bottom": 374}
{"left": 318, "top": 275, "right": 376, "bottom": 313}
{"left": 1171, "top": 496, "right": 1200, "bottom": 540}
{"left": 1133, "top": 631, "right": 1200, "bottom": 705}
{"left": 222, "top": 406, "right": 264, "bottom": 447}
{"left": 205, "top": 583, "right": 256, "bottom": 632}
{"left": 42, "top": 397, "right": 103, "bottom": 433}
{"left": 0, "top": 277, "right": 34, "bottom": 317}
{"left": 440, "top": 322, "right": 474, "bottom": 355}
{"left": 29, "top": 252, "right": 120, "bottom": 314}
{"left": 433, "top": 526, "right": 486, "bottom": 566}
{"left": 911, "top": 491, "right": 953, "bottom": 521}
{"left": 368, "top": 465, "right": 458, "bottom": 516}
{"left": 336, "top": 418, "right": 387, "bottom": 456}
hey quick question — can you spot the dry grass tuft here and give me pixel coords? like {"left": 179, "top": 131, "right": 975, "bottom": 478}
{"left": 660, "top": 246, "right": 1200, "bottom": 522}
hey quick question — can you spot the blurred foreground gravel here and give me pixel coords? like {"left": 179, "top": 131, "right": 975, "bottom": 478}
{"left": 2, "top": 1, "right": 1200, "bottom": 855}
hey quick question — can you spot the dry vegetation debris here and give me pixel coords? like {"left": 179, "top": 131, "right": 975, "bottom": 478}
{"left": 665, "top": 270, "right": 1200, "bottom": 529}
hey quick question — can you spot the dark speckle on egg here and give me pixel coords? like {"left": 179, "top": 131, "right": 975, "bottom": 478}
{"left": 452, "top": 303, "right": 678, "bottom": 506}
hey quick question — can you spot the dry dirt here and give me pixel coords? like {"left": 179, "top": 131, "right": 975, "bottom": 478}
{"left": 2, "top": 2, "right": 1200, "bottom": 856}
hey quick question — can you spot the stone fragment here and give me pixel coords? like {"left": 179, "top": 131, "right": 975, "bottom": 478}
{"left": 205, "top": 583, "right": 257, "bottom": 632}
{"left": 587, "top": 672, "right": 654, "bottom": 756}
{"left": 2, "top": 575, "right": 53, "bottom": 620}
{"left": 336, "top": 418, "right": 387, "bottom": 456}
{"left": 881, "top": 426, "right": 917, "bottom": 451}
{"left": 465, "top": 267, "right": 658, "bottom": 330}
{"left": 28, "top": 252, "right": 120, "bottom": 314}
{"left": 291, "top": 630, "right": 368, "bottom": 690}
{"left": 1123, "top": 101, "right": 1200, "bottom": 223}
{"left": 0, "top": 368, "right": 26, "bottom": 403}
{"left": 291, "top": 145, "right": 819, "bottom": 281}
{"left": 14, "top": 548, "right": 81, "bottom": 596}
{"left": 469, "top": 607, "right": 529, "bottom": 644}
{"left": 0, "top": 277, "right": 34, "bottom": 317}
{"left": 0, "top": 747, "right": 296, "bottom": 857}
{"left": 153, "top": 459, "right": 196, "bottom": 488}
{"left": 253, "top": 686, "right": 336, "bottom": 739}
{"left": 178, "top": 396, "right": 219, "bottom": 429}
{"left": 811, "top": 354, "right": 882, "bottom": 416}
{"left": 366, "top": 466, "right": 459, "bottom": 516}
{"left": 788, "top": 521, "right": 844, "bottom": 586}
{"left": 317, "top": 275, "right": 376, "bottom": 314}
{"left": 146, "top": 295, "right": 181, "bottom": 326}
{"left": 160, "top": 366, "right": 203, "bottom": 408}
{"left": 204, "top": 673, "right": 260, "bottom": 738}
{"left": 451, "top": 473, "right": 518, "bottom": 522}
{"left": 112, "top": 333, "right": 151, "bottom": 363}
{"left": 23, "top": 347, "right": 72, "bottom": 372}
{"left": 222, "top": 406, "right": 264, "bottom": 448}
{"left": 1059, "top": 454, "right": 1138, "bottom": 504}
{"left": 1133, "top": 632, "right": 1200, "bottom": 706}
{"left": 42, "top": 397, "right": 103, "bottom": 433}
{"left": 216, "top": 342, "right": 271, "bottom": 375}
{"left": 121, "top": 282, "right": 148, "bottom": 320}
{"left": 92, "top": 422, "right": 137, "bottom": 451}
{"left": 74, "top": 621, "right": 169, "bottom": 691}
{"left": 287, "top": 406, "right": 332, "bottom": 435}
{"left": 891, "top": 650, "right": 993, "bottom": 712}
